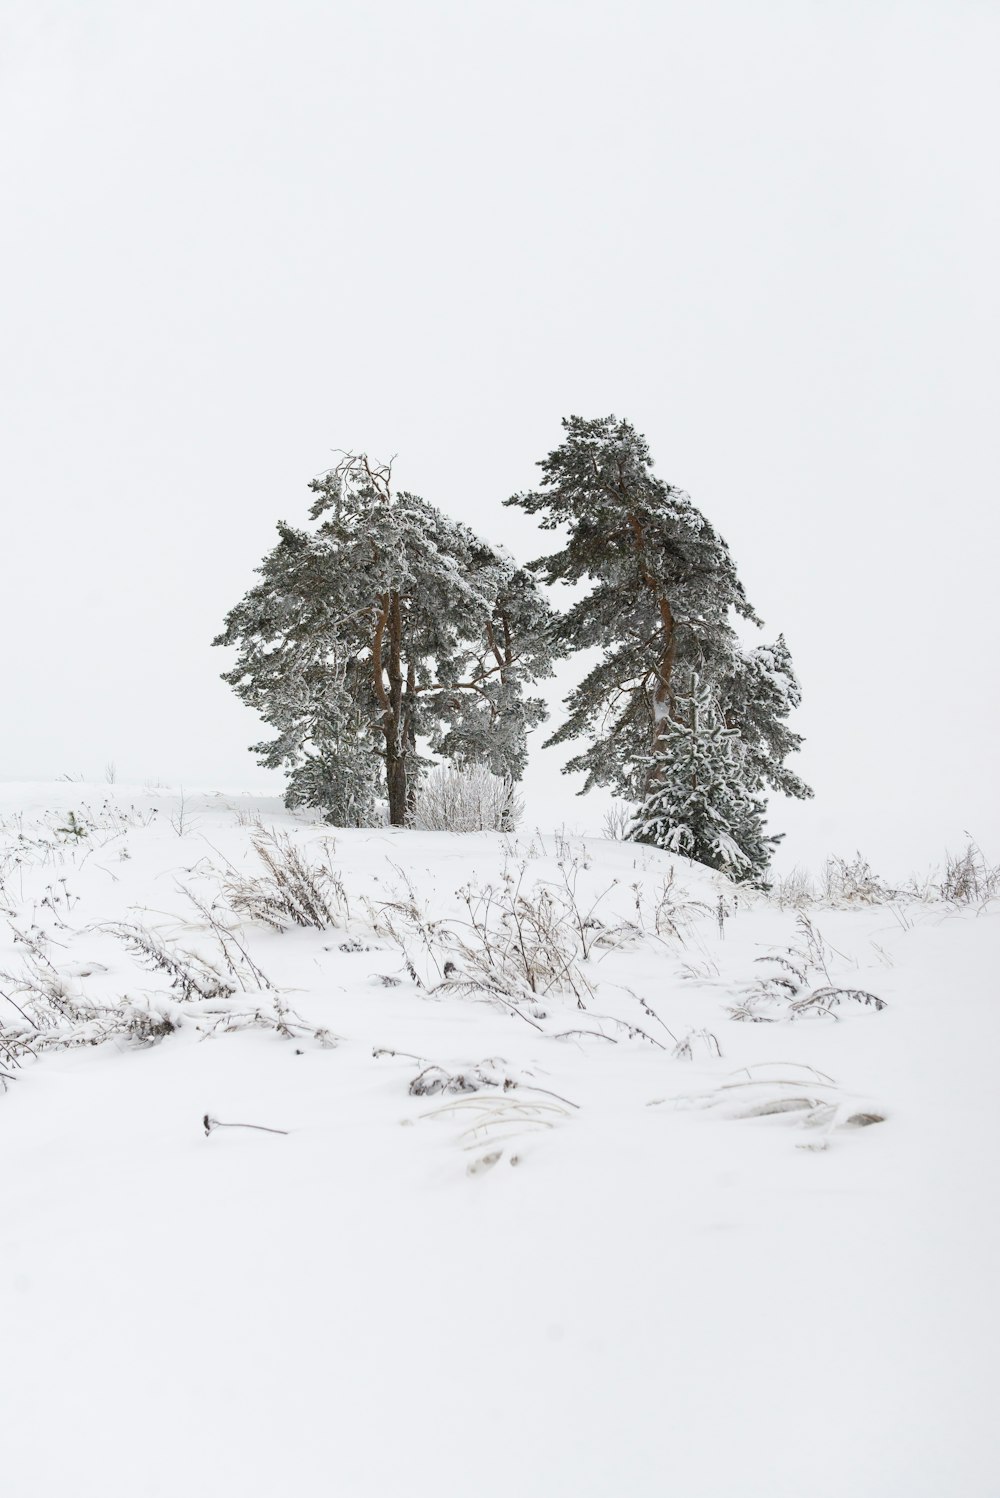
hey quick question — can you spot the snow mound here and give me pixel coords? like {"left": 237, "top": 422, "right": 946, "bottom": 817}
{"left": 2, "top": 785, "right": 997, "bottom": 1497}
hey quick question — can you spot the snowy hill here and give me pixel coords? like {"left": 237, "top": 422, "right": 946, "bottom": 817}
{"left": 2, "top": 785, "right": 997, "bottom": 1498}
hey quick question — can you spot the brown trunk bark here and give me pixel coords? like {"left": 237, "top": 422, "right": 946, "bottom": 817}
{"left": 385, "top": 749, "right": 408, "bottom": 827}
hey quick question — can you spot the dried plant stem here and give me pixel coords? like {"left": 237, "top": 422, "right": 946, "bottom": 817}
{"left": 203, "top": 1114, "right": 289, "bottom": 1137}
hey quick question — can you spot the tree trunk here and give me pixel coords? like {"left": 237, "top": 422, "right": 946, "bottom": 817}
{"left": 374, "top": 588, "right": 411, "bottom": 826}
{"left": 404, "top": 658, "right": 418, "bottom": 817}
{"left": 385, "top": 748, "right": 408, "bottom": 827}
{"left": 385, "top": 592, "right": 408, "bottom": 825}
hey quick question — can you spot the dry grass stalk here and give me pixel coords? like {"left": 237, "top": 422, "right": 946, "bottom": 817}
{"left": 223, "top": 830, "right": 347, "bottom": 931}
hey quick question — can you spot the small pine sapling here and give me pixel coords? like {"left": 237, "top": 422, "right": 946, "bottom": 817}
{"left": 628, "top": 675, "right": 776, "bottom": 879}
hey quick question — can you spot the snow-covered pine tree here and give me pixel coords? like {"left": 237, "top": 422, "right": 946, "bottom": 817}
{"left": 215, "top": 453, "right": 556, "bottom": 825}
{"left": 628, "top": 674, "right": 776, "bottom": 877}
{"left": 505, "top": 415, "right": 811, "bottom": 874}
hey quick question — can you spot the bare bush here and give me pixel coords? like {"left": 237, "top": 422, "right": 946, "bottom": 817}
{"left": 0, "top": 898, "right": 335, "bottom": 1066}
{"left": 1, "top": 946, "right": 180, "bottom": 1062}
{"left": 773, "top": 866, "right": 815, "bottom": 909}
{"left": 106, "top": 922, "right": 237, "bottom": 1003}
{"left": 601, "top": 800, "right": 634, "bottom": 841}
{"left": 822, "top": 854, "right": 895, "bottom": 905}
{"left": 730, "top": 915, "right": 885, "bottom": 1022}
{"left": 408, "top": 763, "right": 523, "bottom": 834}
{"left": 551, "top": 861, "right": 640, "bottom": 959}
{"left": 460, "top": 877, "right": 587, "bottom": 1003}
{"left": 368, "top": 863, "right": 619, "bottom": 1020}
{"left": 221, "top": 830, "right": 347, "bottom": 930}
{"left": 939, "top": 839, "right": 999, "bottom": 904}
{"left": 103, "top": 920, "right": 333, "bottom": 1044}
{"left": 0, "top": 916, "right": 335, "bottom": 1065}
{"left": 644, "top": 868, "right": 710, "bottom": 940}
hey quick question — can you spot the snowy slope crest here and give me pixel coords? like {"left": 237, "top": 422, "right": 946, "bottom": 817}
{"left": 2, "top": 785, "right": 997, "bottom": 1498}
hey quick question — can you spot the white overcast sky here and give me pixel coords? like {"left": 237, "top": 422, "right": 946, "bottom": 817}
{"left": 2, "top": 0, "right": 997, "bottom": 873}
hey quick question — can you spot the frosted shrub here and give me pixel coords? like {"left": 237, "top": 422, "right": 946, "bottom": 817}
{"left": 602, "top": 801, "right": 634, "bottom": 841}
{"left": 408, "top": 764, "right": 523, "bottom": 834}
{"left": 773, "top": 866, "right": 815, "bottom": 909}
{"left": 221, "top": 830, "right": 347, "bottom": 930}
{"left": 939, "top": 839, "right": 999, "bottom": 904}
{"left": 822, "top": 853, "right": 894, "bottom": 905}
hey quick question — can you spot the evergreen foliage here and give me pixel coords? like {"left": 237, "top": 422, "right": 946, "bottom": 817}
{"left": 215, "top": 453, "right": 556, "bottom": 825}
{"left": 628, "top": 674, "right": 775, "bottom": 874}
{"left": 506, "top": 415, "right": 811, "bottom": 877}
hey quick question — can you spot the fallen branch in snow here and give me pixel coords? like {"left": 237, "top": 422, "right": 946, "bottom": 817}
{"left": 203, "top": 1114, "right": 289, "bottom": 1137}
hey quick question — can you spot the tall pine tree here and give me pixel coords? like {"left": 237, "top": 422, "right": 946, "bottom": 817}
{"left": 506, "top": 415, "right": 810, "bottom": 876}
{"left": 216, "top": 453, "right": 556, "bottom": 825}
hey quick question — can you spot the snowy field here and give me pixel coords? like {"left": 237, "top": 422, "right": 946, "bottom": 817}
{"left": 2, "top": 784, "right": 998, "bottom": 1497}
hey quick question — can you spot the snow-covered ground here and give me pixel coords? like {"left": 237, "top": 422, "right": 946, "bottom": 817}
{"left": 2, "top": 785, "right": 997, "bottom": 1497}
